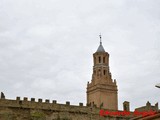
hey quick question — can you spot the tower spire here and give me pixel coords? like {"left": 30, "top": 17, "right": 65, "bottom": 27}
{"left": 99, "top": 33, "right": 102, "bottom": 45}
{"left": 97, "top": 33, "right": 105, "bottom": 52}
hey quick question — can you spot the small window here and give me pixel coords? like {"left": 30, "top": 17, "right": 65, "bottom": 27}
{"left": 103, "top": 70, "right": 105, "bottom": 75}
{"left": 103, "top": 57, "right": 105, "bottom": 63}
{"left": 99, "top": 56, "right": 101, "bottom": 63}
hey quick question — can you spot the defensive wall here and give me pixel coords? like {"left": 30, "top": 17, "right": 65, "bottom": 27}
{"left": 0, "top": 97, "right": 132, "bottom": 120}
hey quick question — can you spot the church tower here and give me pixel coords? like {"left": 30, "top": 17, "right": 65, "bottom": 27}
{"left": 86, "top": 35, "right": 118, "bottom": 110}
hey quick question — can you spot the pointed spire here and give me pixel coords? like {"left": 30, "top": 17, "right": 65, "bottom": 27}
{"left": 96, "top": 34, "right": 105, "bottom": 52}
{"left": 99, "top": 33, "right": 102, "bottom": 45}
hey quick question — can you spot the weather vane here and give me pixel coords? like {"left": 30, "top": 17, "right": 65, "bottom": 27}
{"left": 99, "top": 33, "right": 102, "bottom": 45}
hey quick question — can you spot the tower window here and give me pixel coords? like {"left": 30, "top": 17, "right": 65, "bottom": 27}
{"left": 103, "top": 70, "right": 105, "bottom": 75}
{"left": 99, "top": 56, "right": 101, "bottom": 63}
{"left": 103, "top": 57, "right": 105, "bottom": 63}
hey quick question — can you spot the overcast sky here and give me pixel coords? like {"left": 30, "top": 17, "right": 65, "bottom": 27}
{"left": 0, "top": 0, "right": 160, "bottom": 111}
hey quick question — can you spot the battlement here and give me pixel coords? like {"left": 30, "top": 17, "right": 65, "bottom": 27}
{"left": 0, "top": 96, "right": 87, "bottom": 111}
{"left": 0, "top": 96, "right": 134, "bottom": 120}
{"left": 0, "top": 96, "right": 109, "bottom": 120}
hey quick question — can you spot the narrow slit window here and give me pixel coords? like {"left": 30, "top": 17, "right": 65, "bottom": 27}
{"left": 103, "top": 57, "right": 105, "bottom": 63}
{"left": 99, "top": 57, "right": 101, "bottom": 63}
{"left": 103, "top": 70, "right": 106, "bottom": 75}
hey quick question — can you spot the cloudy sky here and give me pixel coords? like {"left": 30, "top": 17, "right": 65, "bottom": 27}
{"left": 0, "top": 0, "right": 160, "bottom": 111}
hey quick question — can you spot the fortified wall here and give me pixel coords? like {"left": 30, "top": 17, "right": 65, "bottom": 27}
{"left": 0, "top": 96, "right": 132, "bottom": 120}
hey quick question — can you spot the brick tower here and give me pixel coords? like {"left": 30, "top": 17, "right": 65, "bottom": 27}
{"left": 86, "top": 35, "right": 118, "bottom": 110}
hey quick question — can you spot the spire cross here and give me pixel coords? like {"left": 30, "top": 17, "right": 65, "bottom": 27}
{"left": 99, "top": 34, "right": 102, "bottom": 45}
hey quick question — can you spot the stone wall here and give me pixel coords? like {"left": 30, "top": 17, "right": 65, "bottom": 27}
{"left": 0, "top": 97, "right": 132, "bottom": 120}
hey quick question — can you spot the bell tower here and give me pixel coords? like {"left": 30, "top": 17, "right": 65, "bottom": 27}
{"left": 86, "top": 35, "right": 118, "bottom": 110}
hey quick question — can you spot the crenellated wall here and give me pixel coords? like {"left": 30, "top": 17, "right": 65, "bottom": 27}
{"left": 0, "top": 97, "right": 132, "bottom": 120}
